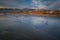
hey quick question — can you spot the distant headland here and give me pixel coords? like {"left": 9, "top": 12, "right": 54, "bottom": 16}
{"left": 0, "top": 8, "right": 60, "bottom": 16}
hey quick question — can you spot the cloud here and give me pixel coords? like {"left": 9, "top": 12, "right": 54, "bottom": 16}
{"left": 0, "top": 0, "right": 30, "bottom": 8}
{"left": 0, "top": 0, "right": 19, "bottom": 8}
{"left": 32, "top": 0, "right": 60, "bottom": 10}
{"left": 48, "top": 0, "right": 60, "bottom": 10}
{"left": 32, "top": 0, "right": 48, "bottom": 9}
{"left": 0, "top": 6, "right": 5, "bottom": 8}
{"left": 0, "top": 0, "right": 60, "bottom": 10}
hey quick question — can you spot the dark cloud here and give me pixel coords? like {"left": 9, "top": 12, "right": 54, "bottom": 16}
{"left": 0, "top": 0, "right": 60, "bottom": 10}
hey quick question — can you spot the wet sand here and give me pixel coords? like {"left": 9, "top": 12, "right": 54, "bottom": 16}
{"left": 0, "top": 15, "right": 60, "bottom": 40}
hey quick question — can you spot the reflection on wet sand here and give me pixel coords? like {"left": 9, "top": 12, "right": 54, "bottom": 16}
{"left": 0, "top": 15, "right": 60, "bottom": 40}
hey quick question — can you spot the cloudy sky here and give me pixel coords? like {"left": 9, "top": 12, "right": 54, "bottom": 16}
{"left": 0, "top": 0, "right": 60, "bottom": 10}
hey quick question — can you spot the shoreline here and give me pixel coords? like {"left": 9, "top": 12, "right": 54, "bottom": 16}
{"left": 0, "top": 15, "right": 60, "bottom": 17}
